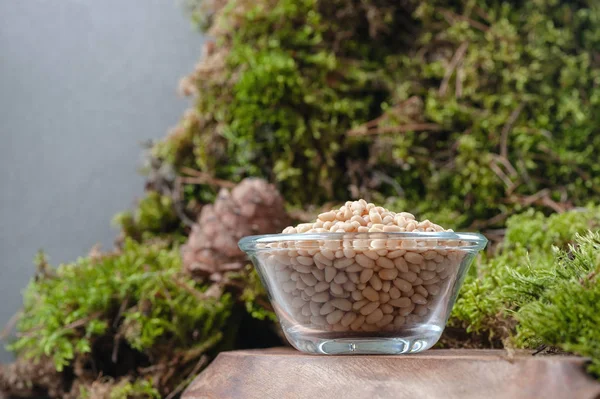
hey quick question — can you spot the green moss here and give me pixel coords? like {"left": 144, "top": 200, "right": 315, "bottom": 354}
{"left": 10, "top": 239, "right": 232, "bottom": 381}
{"left": 165, "top": 0, "right": 403, "bottom": 206}
{"left": 370, "top": 1, "right": 600, "bottom": 227}
{"left": 515, "top": 232, "right": 600, "bottom": 375}
{"left": 77, "top": 377, "right": 161, "bottom": 399}
{"left": 238, "top": 265, "right": 277, "bottom": 322}
{"left": 108, "top": 379, "right": 161, "bottom": 399}
{"left": 450, "top": 207, "right": 600, "bottom": 374}
{"left": 113, "top": 192, "right": 185, "bottom": 244}
{"left": 451, "top": 206, "right": 600, "bottom": 337}
{"left": 504, "top": 207, "right": 600, "bottom": 251}
{"left": 142, "top": 0, "right": 600, "bottom": 232}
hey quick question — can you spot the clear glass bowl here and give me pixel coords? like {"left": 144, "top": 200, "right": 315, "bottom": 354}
{"left": 239, "top": 232, "right": 487, "bottom": 355}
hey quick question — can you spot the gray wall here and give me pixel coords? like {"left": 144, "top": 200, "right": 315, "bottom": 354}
{"left": 0, "top": 0, "right": 203, "bottom": 362}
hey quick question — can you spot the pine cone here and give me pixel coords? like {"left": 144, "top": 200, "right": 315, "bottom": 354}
{"left": 182, "top": 178, "right": 290, "bottom": 280}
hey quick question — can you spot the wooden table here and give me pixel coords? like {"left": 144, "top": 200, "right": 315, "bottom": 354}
{"left": 182, "top": 348, "right": 600, "bottom": 399}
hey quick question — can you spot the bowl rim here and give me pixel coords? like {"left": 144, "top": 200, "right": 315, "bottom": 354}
{"left": 239, "top": 232, "right": 488, "bottom": 253}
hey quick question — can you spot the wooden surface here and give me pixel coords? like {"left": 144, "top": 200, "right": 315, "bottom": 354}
{"left": 182, "top": 348, "right": 600, "bottom": 399}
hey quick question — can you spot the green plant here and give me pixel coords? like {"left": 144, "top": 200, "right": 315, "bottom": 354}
{"left": 78, "top": 377, "right": 161, "bottom": 399}
{"left": 113, "top": 192, "right": 186, "bottom": 244}
{"left": 134, "top": 0, "right": 600, "bottom": 238}
{"left": 449, "top": 208, "right": 600, "bottom": 374}
{"left": 6, "top": 239, "right": 232, "bottom": 396}
{"left": 451, "top": 207, "right": 600, "bottom": 335}
{"left": 108, "top": 378, "right": 161, "bottom": 399}
{"left": 515, "top": 232, "right": 600, "bottom": 375}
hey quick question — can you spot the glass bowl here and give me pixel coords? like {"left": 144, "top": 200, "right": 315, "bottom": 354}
{"left": 239, "top": 232, "right": 487, "bottom": 355}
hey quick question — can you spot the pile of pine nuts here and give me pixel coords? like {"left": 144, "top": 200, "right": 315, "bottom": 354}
{"left": 258, "top": 200, "right": 468, "bottom": 332}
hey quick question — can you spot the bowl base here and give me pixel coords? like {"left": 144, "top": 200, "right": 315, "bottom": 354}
{"left": 285, "top": 325, "right": 443, "bottom": 355}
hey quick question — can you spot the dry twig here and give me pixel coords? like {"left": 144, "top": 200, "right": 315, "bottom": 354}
{"left": 17, "top": 311, "right": 105, "bottom": 338}
{"left": 348, "top": 123, "right": 442, "bottom": 136}
{"left": 474, "top": 6, "right": 491, "bottom": 22}
{"left": 179, "top": 167, "right": 236, "bottom": 188}
{"left": 347, "top": 96, "right": 428, "bottom": 136}
{"left": 491, "top": 154, "right": 518, "bottom": 178}
{"left": 532, "top": 345, "right": 548, "bottom": 356}
{"left": 0, "top": 310, "right": 22, "bottom": 341}
{"left": 489, "top": 161, "right": 515, "bottom": 192}
{"left": 455, "top": 62, "right": 465, "bottom": 98}
{"left": 170, "top": 276, "right": 216, "bottom": 302}
{"left": 138, "top": 359, "right": 179, "bottom": 375}
{"left": 172, "top": 178, "right": 197, "bottom": 228}
{"left": 439, "top": 42, "right": 469, "bottom": 96}
{"left": 500, "top": 103, "right": 525, "bottom": 159}
{"left": 470, "top": 212, "right": 510, "bottom": 230}
{"left": 439, "top": 9, "right": 490, "bottom": 32}
{"left": 506, "top": 189, "right": 572, "bottom": 214}
{"left": 165, "top": 355, "right": 209, "bottom": 399}
{"left": 62, "top": 312, "right": 105, "bottom": 330}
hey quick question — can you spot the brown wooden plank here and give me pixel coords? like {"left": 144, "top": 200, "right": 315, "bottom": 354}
{"left": 183, "top": 348, "right": 600, "bottom": 399}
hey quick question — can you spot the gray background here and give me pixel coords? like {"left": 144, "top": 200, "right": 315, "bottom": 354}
{"left": 0, "top": 0, "right": 203, "bottom": 362}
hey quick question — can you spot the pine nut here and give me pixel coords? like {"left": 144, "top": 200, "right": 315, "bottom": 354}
{"left": 362, "top": 286, "right": 379, "bottom": 302}
{"left": 359, "top": 268, "right": 374, "bottom": 284}
{"left": 366, "top": 308, "right": 384, "bottom": 324}
{"left": 370, "top": 274, "right": 383, "bottom": 291}
{"left": 359, "top": 301, "right": 380, "bottom": 316}
{"left": 326, "top": 310, "right": 345, "bottom": 324}
{"left": 379, "top": 268, "right": 398, "bottom": 280}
